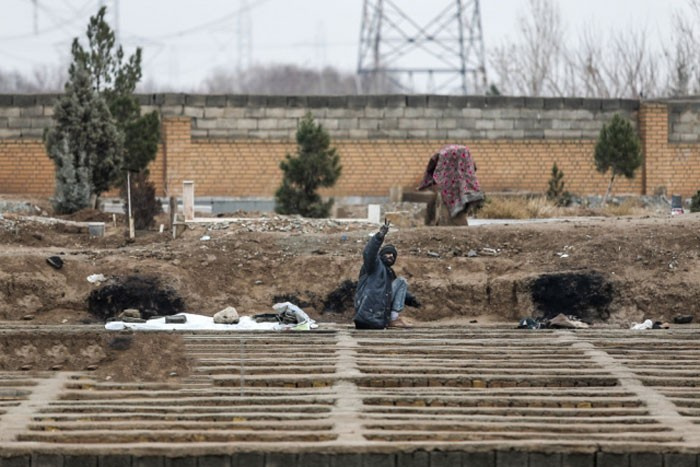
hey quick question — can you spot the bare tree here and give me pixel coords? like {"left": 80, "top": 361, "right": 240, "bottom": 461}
{"left": 488, "top": 0, "right": 566, "bottom": 96}
{"left": 664, "top": 0, "right": 700, "bottom": 96}
{"left": 202, "top": 64, "right": 384, "bottom": 95}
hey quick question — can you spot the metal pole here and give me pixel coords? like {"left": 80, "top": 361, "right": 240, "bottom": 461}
{"left": 127, "top": 171, "right": 134, "bottom": 239}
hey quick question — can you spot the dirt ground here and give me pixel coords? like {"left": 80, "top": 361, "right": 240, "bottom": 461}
{"left": 1, "top": 197, "right": 698, "bottom": 330}
{"left": 2, "top": 197, "right": 699, "bottom": 379}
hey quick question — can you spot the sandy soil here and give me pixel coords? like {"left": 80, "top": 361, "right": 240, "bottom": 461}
{"left": 1, "top": 203, "right": 697, "bottom": 329}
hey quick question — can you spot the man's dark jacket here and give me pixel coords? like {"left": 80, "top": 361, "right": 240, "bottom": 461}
{"left": 353, "top": 233, "right": 393, "bottom": 329}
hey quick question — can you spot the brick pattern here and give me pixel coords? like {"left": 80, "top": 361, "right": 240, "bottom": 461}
{"left": 0, "top": 139, "right": 54, "bottom": 196}
{"left": 641, "top": 103, "right": 700, "bottom": 196}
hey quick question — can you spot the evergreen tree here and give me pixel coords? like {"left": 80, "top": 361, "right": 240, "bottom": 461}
{"left": 44, "top": 64, "right": 123, "bottom": 212}
{"left": 546, "top": 162, "right": 572, "bottom": 206}
{"left": 594, "top": 114, "right": 643, "bottom": 205}
{"left": 275, "top": 113, "right": 342, "bottom": 218}
{"left": 49, "top": 138, "right": 91, "bottom": 214}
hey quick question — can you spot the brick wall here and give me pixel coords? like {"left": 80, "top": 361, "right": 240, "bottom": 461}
{"left": 1, "top": 94, "right": 698, "bottom": 200}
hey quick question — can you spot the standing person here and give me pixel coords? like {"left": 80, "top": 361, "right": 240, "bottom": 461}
{"left": 353, "top": 219, "right": 421, "bottom": 329}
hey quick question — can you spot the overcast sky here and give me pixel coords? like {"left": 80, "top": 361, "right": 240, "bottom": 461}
{"left": 0, "top": 0, "right": 690, "bottom": 91}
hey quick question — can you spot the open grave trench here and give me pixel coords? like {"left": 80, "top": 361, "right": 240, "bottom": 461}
{"left": 2, "top": 326, "right": 700, "bottom": 466}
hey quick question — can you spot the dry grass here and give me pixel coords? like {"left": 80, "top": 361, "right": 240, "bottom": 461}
{"left": 602, "top": 198, "right": 647, "bottom": 217}
{"left": 477, "top": 196, "right": 563, "bottom": 219}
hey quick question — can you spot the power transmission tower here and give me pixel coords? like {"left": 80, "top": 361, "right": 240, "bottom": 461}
{"left": 357, "top": 0, "right": 487, "bottom": 95}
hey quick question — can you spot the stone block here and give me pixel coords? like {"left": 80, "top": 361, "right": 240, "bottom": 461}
{"left": 462, "top": 451, "right": 495, "bottom": 467}
{"left": 447, "top": 129, "right": 479, "bottom": 139}
{"left": 135, "top": 94, "right": 155, "bottom": 105}
{"left": 523, "top": 97, "right": 545, "bottom": 109}
{"left": 562, "top": 97, "right": 583, "bottom": 108}
{"left": 0, "top": 107, "right": 20, "bottom": 117}
{"left": 429, "top": 450, "right": 462, "bottom": 467}
{"left": 246, "top": 94, "right": 266, "bottom": 107}
{"left": 20, "top": 105, "right": 44, "bottom": 117}
{"left": 380, "top": 118, "right": 399, "bottom": 130}
{"left": 197, "top": 455, "right": 231, "bottom": 467}
{"left": 286, "top": 96, "right": 308, "bottom": 107}
{"left": 65, "top": 456, "right": 97, "bottom": 467}
{"left": 185, "top": 94, "right": 207, "bottom": 106}
{"left": 363, "top": 108, "right": 383, "bottom": 118}
{"left": 361, "top": 453, "right": 394, "bottom": 467}
{"left": 595, "top": 452, "right": 628, "bottom": 467}
{"left": 366, "top": 95, "right": 387, "bottom": 108}
{"left": 561, "top": 452, "right": 594, "bottom": 467}
{"left": 359, "top": 118, "right": 381, "bottom": 130}
{"left": 395, "top": 451, "right": 428, "bottom": 467}
{"left": 385, "top": 95, "right": 406, "bottom": 107}
{"left": 232, "top": 453, "right": 263, "bottom": 467}
{"left": 663, "top": 453, "right": 695, "bottom": 467}
{"left": 257, "top": 118, "right": 279, "bottom": 130}
{"left": 0, "top": 456, "right": 30, "bottom": 467}
{"left": 543, "top": 98, "right": 565, "bottom": 109}
{"left": 461, "top": 108, "right": 482, "bottom": 118}
{"left": 0, "top": 117, "right": 7, "bottom": 127}
{"left": 383, "top": 107, "right": 405, "bottom": 118}
{"left": 160, "top": 105, "right": 184, "bottom": 115}
{"left": 133, "top": 456, "right": 164, "bottom": 467}
{"left": 265, "top": 453, "right": 297, "bottom": 467}
{"left": 0, "top": 128, "right": 20, "bottom": 138}
{"left": 406, "top": 129, "right": 428, "bottom": 139}
{"left": 205, "top": 95, "right": 227, "bottom": 107}
{"left": 222, "top": 107, "right": 245, "bottom": 118}
{"left": 403, "top": 107, "right": 426, "bottom": 118}
{"left": 162, "top": 93, "right": 185, "bottom": 105}
{"left": 296, "top": 453, "right": 330, "bottom": 467}
{"left": 496, "top": 450, "right": 528, "bottom": 467}
{"left": 307, "top": 96, "right": 329, "bottom": 108}
{"left": 447, "top": 95, "right": 470, "bottom": 108}
{"left": 407, "top": 95, "right": 428, "bottom": 107}
{"left": 31, "top": 117, "right": 53, "bottom": 128}
{"left": 331, "top": 453, "right": 361, "bottom": 467}
{"left": 629, "top": 452, "right": 662, "bottom": 467}
{"left": 464, "top": 96, "right": 486, "bottom": 108}
{"left": 618, "top": 99, "right": 640, "bottom": 111}
{"left": 437, "top": 118, "right": 458, "bottom": 129}
{"left": 426, "top": 129, "right": 448, "bottom": 139}
{"left": 13, "top": 95, "right": 35, "bottom": 106}
{"left": 327, "top": 96, "right": 349, "bottom": 108}
{"left": 348, "top": 129, "right": 370, "bottom": 139}
{"left": 344, "top": 96, "right": 366, "bottom": 109}
{"left": 99, "top": 455, "right": 133, "bottom": 467}
{"left": 8, "top": 117, "right": 32, "bottom": 128}
{"left": 528, "top": 452, "right": 561, "bottom": 467}
{"left": 428, "top": 95, "right": 449, "bottom": 108}
{"left": 523, "top": 129, "right": 546, "bottom": 139}
{"left": 0, "top": 94, "right": 14, "bottom": 106}
{"left": 182, "top": 106, "right": 204, "bottom": 118}
{"left": 19, "top": 128, "right": 43, "bottom": 138}
{"left": 165, "top": 457, "right": 197, "bottom": 467}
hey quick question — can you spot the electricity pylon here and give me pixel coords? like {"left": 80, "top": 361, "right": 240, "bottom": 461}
{"left": 357, "top": 0, "right": 487, "bottom": 94}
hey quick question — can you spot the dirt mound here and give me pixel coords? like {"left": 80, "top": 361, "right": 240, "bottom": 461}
{"left": 0, "top": 329, "right": 190, "bottom": 381}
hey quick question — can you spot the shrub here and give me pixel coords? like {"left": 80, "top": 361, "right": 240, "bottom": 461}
{"left": 275, "top": 113, "right": 342, "bottom": 218}
{"left": 594, "top": 114, "right": 643, "bottom": 205}
{"left": 120, "top": 171, "right": 162, "bottom": 230}
{"left": 690, "top": 191, "right": 700, "bottom": 212}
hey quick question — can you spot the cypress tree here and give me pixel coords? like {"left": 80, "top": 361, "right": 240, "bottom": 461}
{"left": 275, "top": 113, "right": 342, "bottom": 218}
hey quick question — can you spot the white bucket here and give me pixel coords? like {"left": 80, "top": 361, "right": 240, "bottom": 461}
{"left": 87, "top": 222, "right": 105, "bottom": 237}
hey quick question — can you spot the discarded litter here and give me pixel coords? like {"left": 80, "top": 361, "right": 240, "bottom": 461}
{"left": 46, "top": 256, "right": 63, "bottom": 270}
{"left": 200, "top": 235, "right": 211, "bottom": 241}
{"left": 631, "top": 319, "right": 653, "bottom": 330}
{"left": 87, "top": 273, "right": 106, "bottom": 284}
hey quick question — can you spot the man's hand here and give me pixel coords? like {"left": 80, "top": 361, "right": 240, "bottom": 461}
{"left": 405, "top": 295, "right": 422, "bottom": 308}
{"left": 378, "top": 218, "right": 390, "bottom": 239}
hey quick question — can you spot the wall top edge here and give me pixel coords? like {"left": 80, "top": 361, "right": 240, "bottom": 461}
{"left": 0, "top": 93, "right": 643, "bottom": 111}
